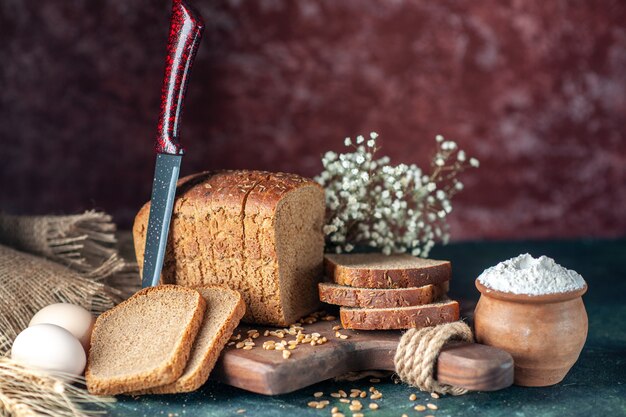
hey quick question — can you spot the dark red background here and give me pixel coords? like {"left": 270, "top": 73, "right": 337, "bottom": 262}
{"left": 1, "top": 0, "right": 625, "bottom": 240}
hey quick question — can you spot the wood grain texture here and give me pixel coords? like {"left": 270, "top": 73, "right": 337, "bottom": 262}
{"left": 438, "top": 342, "right": 514, "bottom": 391}
{"left": 211, "top": 319, "right": 512, "bottom": 395}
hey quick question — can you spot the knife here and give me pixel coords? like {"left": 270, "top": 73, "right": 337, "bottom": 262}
{"left": 142, "top": 0, "right": 204, "bottom": 288}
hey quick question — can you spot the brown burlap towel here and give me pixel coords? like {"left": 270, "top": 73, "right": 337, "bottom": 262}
{"left": 0, "top": 211, "right": 125, "bottom": 277}
{"left": 0, "top": 211, "right": 129, "bottom": 416}
{"left": 0, "top": 244, "right": 122, "bottom": 355}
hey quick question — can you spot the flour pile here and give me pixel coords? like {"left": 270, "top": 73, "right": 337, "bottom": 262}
{"left": 477, "top": 253, "right": 586, "bottom": 295}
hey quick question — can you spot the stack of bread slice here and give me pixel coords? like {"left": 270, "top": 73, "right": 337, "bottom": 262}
{"left": 319, "top": 254, "right": 460, "bottom": 330}
{"left": 86, "top": 285, "right": 245, "bottom": 395}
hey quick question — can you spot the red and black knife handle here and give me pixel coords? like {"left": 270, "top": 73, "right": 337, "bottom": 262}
{"left": 155, "top": 0, "right": 204, "bottom": 155}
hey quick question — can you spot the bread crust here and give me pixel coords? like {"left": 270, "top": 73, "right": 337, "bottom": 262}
{"left": 244, "top": 172, "right": 325, "bottom": 325}
{"left": 339, "top": 300, "right": 460, "bottom": 330}
{"left": 133, "top": 171, "right": 262, "bottom": 286}
{"left": 134, "top": 286, "right": 246, "bottom": 394}
{"left": 325, "top": 255, "right": 451, "bottom": 289}
{"left": 85, "top": 285, "right": 206, "bottom": 395}
{"left": 133, "top": 170, "right": 325, "bottom": 326}
{"left": 318, "top": 281, "right": 449, "bottom": 308}
{"left": 245, "top": 172, "right": 323, "bottom": 211}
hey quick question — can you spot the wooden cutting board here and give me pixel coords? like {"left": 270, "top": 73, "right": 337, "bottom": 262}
{"left": 211, "top": 318, "right": 513, "bottom": 395}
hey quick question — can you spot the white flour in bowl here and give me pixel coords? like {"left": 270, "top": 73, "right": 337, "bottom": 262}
{"left": 477, "top": 253, "right": 586, "bottom": 295}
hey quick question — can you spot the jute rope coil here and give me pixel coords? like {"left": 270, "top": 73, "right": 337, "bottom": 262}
{"left": 394, "top": 321, "right": 474, "bottom": 396}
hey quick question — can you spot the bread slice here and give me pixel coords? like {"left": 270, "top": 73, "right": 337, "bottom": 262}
{"left": 325, "top": 254, "right": 451, "bottom": 289}
{"left": 133, "top": 171, "right": 326, "bottom": 326}
{"left": 339, "top": 298, "right": 460, "bottom": 330}
{"left": 319, "top": 281, "right": 449, "bottom": 309}
{"left": 137, "top": 286, "right": 246, "bottom": 394}
{"left": 86, "top": 285, "right": 206, "bottom": 395}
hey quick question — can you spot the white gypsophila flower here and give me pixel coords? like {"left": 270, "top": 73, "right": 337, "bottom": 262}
{"left": 315, "top": 132, "right": 478, "bottom": 257}
{"left": 323, "top": 225, "right": 337, "bottom": 234}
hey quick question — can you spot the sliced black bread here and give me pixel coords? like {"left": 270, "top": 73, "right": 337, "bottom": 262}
{"left": 325, "top": 253, "right": 451, "bottom": 289}
{"left": 319, "top": 281, "right": 449, "bottom": 308}
{"left": 137, "top": 286, "right": 246, "bottom": 394}
{"left": 339, "top": 298, "right": 460, "bottom": 330}
{"left": 86, "top": 285, "right": 206, "bottom": 395}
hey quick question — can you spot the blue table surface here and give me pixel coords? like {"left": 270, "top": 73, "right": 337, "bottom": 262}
{"left": 108, "top": 238, "right": 626, "bottom": 417}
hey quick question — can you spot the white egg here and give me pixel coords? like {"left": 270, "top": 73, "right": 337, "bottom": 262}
{"left": 11, "top": 324, "right": 86, "bottom": 377}
{"left": 29, "top": 303, "right": 95, "bottom": 352}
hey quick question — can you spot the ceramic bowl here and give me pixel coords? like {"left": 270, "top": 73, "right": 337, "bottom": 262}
{"left": 474, "top": 280, "right": 588, "bottom": 387}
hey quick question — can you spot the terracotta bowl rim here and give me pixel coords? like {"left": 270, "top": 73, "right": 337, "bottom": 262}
{"left": 475, "top": 279, "right": 588, "bottom": 303}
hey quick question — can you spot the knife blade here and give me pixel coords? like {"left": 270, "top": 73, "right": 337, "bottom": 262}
{"left": 142, "top": 0, "right": 204, "bottom": 288}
